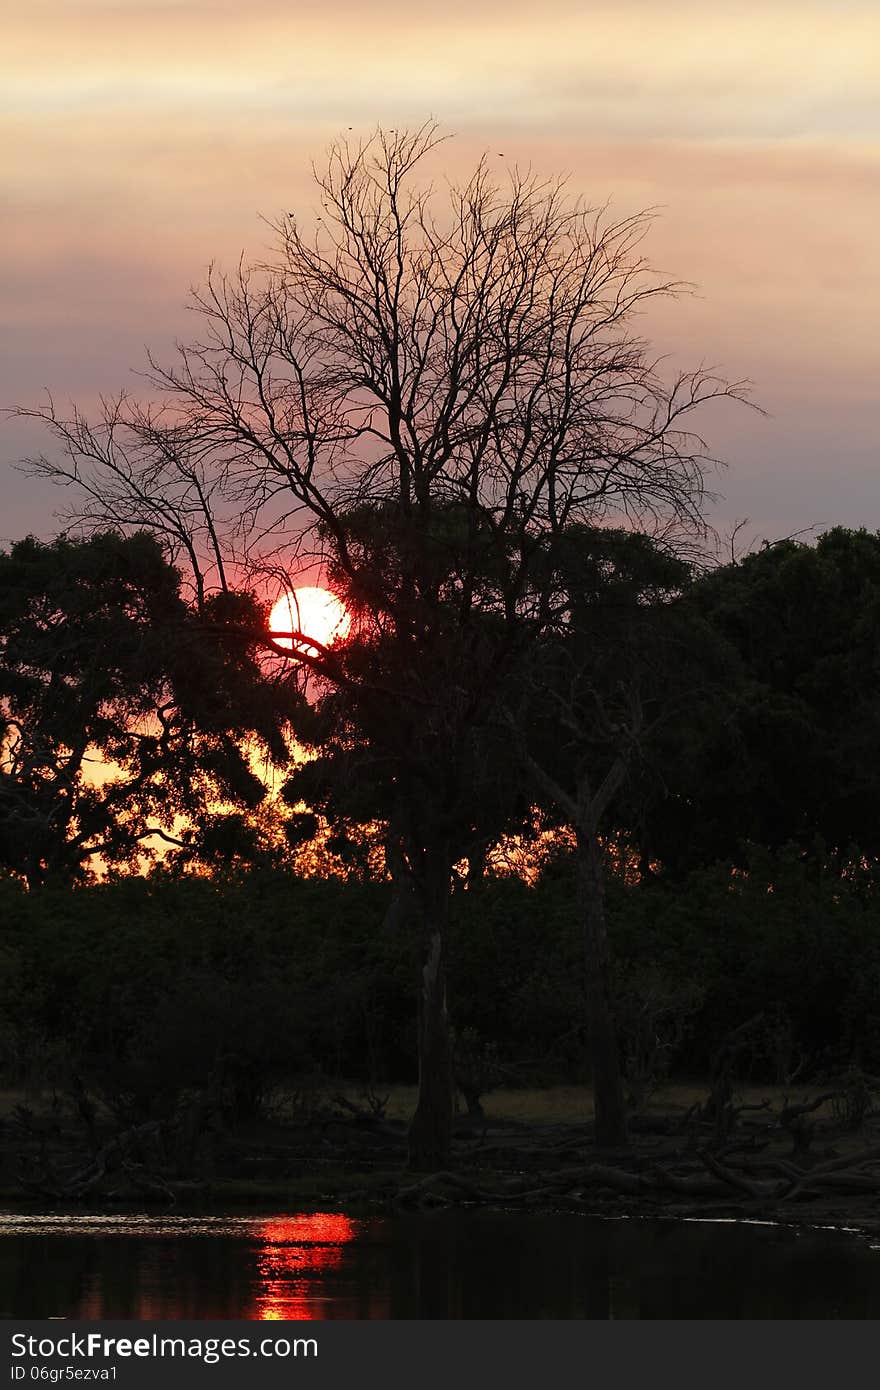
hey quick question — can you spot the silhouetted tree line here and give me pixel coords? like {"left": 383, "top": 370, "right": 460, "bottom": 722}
{"left": 3, "top": 524, "right": 880, "bottom": 1137}
{"left": 1, "top": 839, "right": 879, "bottom": 1134}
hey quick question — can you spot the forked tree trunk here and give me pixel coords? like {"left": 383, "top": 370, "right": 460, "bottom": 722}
{"left": 406, "top": 845, "right": 454, "bottom": 1171}
{"left": 577, "top": 828, "right": 628, "bottom": 1149}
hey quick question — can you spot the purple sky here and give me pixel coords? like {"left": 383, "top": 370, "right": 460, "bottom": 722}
{"left": 3, "top": 0, "right": 878, "bottom": 550}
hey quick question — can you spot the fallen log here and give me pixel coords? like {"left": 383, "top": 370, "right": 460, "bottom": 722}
{"left": 697, "top": 1150, "right": 788, "bottom": 1200}
{"left": 581, "top": 1164, "right": 646, "bottom": 1196}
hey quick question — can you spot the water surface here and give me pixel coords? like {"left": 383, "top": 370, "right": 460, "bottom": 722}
{"left": 2, "top": 1210, "right": 879, "bottom": 1319}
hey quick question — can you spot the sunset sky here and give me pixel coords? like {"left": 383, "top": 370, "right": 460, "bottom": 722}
{"left": 3, "top": 0, "right": 877, "bottom": 547}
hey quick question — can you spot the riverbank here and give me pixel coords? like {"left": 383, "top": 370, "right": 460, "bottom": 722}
{"left": 2, "top": 1082, "right": 879, "bottom": 1238}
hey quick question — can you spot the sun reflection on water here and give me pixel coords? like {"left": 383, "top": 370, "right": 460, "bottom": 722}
{"left": 251, "top": 1213, "right": 358, "bottom": 1320}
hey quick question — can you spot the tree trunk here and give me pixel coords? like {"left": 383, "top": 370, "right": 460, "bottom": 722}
{"left": 406, "top": 845, "right": 454, "bottom": 1171}
{"left": 577, "top": 829, "right": 628, "bottom": 1149}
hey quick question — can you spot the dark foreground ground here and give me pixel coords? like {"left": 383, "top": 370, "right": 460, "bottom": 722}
{"left": 3, "top": 1083, "right": 879, "bottom": 1238}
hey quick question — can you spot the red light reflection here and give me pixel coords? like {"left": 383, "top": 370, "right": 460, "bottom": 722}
{"left": 252, "top": 1213, "right": 358, "bottom": 1320}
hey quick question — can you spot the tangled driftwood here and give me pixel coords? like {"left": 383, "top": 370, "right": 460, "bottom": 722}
{"left": 7, "top": 1077, "right": 880, "bottom": 1226}
{"left": 390, "top": 1144, "right": 880, "bottom": 1210}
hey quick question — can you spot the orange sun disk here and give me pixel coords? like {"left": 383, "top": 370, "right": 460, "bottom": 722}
{"left": 269, "top": 586, "right": 351, "bottom": 654}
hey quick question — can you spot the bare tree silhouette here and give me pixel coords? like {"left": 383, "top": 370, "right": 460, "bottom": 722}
{"left": 16, "top": 122, "right": 747, "bottom": 1166}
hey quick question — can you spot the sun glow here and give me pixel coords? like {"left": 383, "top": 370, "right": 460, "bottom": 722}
{"left": 269, "top": 586, "right": 351, "bottom": 656}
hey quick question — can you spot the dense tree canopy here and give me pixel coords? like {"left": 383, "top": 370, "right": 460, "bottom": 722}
{"left": 0, "top": 532, "right": 294, "bottom": 885}
{"left": 641, "top": 527, "right": 880, "bottom": 875}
